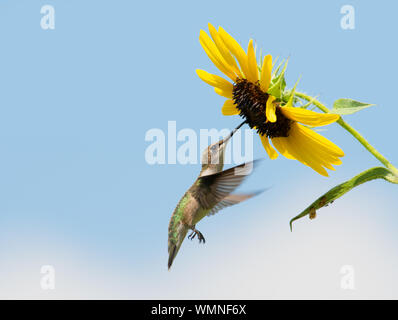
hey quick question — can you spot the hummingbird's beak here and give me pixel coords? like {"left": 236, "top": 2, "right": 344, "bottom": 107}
{"left": 220, "top": 120, "right": 247, "bottom": 145}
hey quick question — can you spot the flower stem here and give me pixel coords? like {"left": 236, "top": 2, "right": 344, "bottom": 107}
{"left": 295, "top": 91, "right": 398, "bottom": 175}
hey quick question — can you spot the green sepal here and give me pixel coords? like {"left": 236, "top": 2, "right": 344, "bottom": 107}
{"left": 268, "top": 59, "right": 288, "bottom": 99}
{"left": 299, "top": 95, "right": 319, "bottom": 109}
{"left": 271, "top": 57, "right": 283, "bottom": 77}
{"left": 283, "top": 77, "right": 301, "bottom": 108}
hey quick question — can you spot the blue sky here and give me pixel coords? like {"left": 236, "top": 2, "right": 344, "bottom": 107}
{"left": 0, "top": 0, "right": 397, "bottom": 298}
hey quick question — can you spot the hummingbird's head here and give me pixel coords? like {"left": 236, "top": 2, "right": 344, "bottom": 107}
{"left": 199, "top": 121, "right": 246, "bottom": 177}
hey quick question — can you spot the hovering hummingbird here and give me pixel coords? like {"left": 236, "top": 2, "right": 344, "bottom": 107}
{"left": 168, "top": 121, "right": 262, "bottom": 269}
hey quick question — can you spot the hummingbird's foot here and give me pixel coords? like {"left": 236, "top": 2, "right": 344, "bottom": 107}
{"left": 188, "top": 227, "right": 206, "bottom": 244}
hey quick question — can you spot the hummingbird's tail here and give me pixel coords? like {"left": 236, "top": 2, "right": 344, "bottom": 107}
{"left": 168, "top": 222, "right": 189, "bottom": 270}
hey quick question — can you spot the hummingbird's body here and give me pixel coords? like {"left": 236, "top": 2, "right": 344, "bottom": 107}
{"left": 168, "top": 122, "right": 260, "bottom": 269}
{"left": 167, "top": 186, "right": 207, "bottom": 263}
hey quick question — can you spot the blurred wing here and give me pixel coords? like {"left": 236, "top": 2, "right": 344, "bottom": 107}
{"left": 207, "top": 192, "right": 263, "bottom": 216}
{"left": 196, "top": 160, "right": 260, "bottom": 210}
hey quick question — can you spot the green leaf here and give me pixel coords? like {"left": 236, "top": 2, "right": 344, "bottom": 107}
{"left": 331, "top": 98, "right": 375, "bottom": 115}
{"left": 289, "top": 167, "right": 398, "bottom": 231}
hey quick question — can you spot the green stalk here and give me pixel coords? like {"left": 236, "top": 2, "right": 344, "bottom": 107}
{"left": 295, "top": 91, "right": 398, "bottom": 175}
{"left": 289, "top": 91, "right": 398, "bottom": 229}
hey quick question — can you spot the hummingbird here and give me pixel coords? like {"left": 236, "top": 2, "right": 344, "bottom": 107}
{"left": 167, "top": 121, "right": 261, "bottom": 269}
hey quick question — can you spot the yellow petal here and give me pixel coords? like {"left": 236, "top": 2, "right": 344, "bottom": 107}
{"left": 296, "top": 123, "right": 345, "bottom": 157}
{"left": 279, "top": 122, "right": 344, "bottom": 176}
{"left": 260, "top": 54, "right": 272, "bottom": 92}
{"left": 208, "top": 23, "right": 242, "bottom": 78}
{"left": 283, "top": 124, "right": 329, "bottom": 176}
{"left": 196, "top": 69, "right": 233, "bottom": 92}
{"left": 266, "top": 96, "right": 277, "bottom": 123}
{"left": 218, "top": 27, "right": 250, "bottom": 80}
{"left": 272, "top": 125, "right": 332, "bottom": 176}
{"left": 281, "top": 107, "right": 340, "bottom": 127}
{"left": 299, "top": 132, "right": 342, "bottom": 166}
{"left": 214, "top": 87, "right": 233, "bottom": 98}
{"left": 199, "top": 30, "right": 236, "bottom": 81}
{"left": 246, "top": 39, "right": 259, "bottom": 83}
{"left": 304, "top": 142, "right": 342, "bottom": 167}
{"left": 221, "top": 100, "right": 239, "bottom": 116}
{"left": 260, "top": 135, "right": 278, "bottom": 159}
{"left": 271, "top": 137, "right": 296, "bottom": 160}
{"left": 289, "top": 124, "right": 333, "bottom": 175}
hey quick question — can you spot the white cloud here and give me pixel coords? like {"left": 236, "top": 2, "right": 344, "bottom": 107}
{"left": 1, "top": 189, "right": 397, "bottom": 299}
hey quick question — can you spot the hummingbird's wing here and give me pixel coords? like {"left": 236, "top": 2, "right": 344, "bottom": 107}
{"left": 207, "top": 192, "right": 263, "bottom": 216}
{"left": 197, "top": 160, "right": 260, "bottom": 211}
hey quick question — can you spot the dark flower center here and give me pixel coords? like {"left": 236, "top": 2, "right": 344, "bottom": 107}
{"left": 232, "top": 78, "right": 292, "bottom": 138}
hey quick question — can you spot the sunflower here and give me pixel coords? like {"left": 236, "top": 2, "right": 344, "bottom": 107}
{"left": 196, "top": 23, "right": 344, "bottom": 177}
